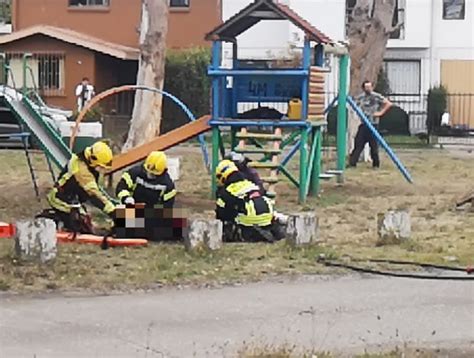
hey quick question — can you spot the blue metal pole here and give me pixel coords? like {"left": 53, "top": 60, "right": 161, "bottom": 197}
{"left": 209, "top": 120, "right": 309, "bottom": 127}
{"left": 347, "top": 96, "right": 413, "bottom": 184}
{"left": 324, "top": 96, "right": 338, "bottom": 114}
{"left": 208, "top": 69, "right": 308, "bottom": 76}
{"left": 279, "top": 127, "right": 311, "bottom": 168}
{"left": 211, "top": 41, "right": 222, "bottom": 120}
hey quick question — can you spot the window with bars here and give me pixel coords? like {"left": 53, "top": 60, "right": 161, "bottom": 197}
{"left": 38, "top": 56, "right": 63, "bottom": 92}
{"left": 383, "top": 60, "right": 421, "bottom": 95}
{"left": 69, "top": 0, "right": 110, "bottom": 7}
{"left": 170, "top": 0, "right": 189, "bottom": 7}
{"left": 5, "top": 53, "right": 65, "bottom": 96}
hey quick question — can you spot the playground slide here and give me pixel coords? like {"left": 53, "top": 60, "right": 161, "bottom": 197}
{"left": 3, "top": 94, "right": 72, "bottom": 169}
{"left": 108, "top": 115, "right": 211, "bottom": 174}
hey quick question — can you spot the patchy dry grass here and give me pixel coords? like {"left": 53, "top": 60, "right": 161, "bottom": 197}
{"left": 0, "top": 239, "right": 333, "bottom": 293}
{"left": 0, "top": 147, "right": 473, "bottom": 293}
{"left": 275, "top": 149, "right": 474, "bottom": 266}
{"left": 237, "top": 343, "right": 474, "bottom": 358}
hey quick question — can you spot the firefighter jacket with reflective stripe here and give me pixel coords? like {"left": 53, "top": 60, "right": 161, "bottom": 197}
{"left": 48, "top": 153, "right": 116, "bottom": 214}
{"left": 216, "top": 172, "right": 273, "bottom": 227}
{"left": 115, "top": 164, "right": 176, "bottom": 207}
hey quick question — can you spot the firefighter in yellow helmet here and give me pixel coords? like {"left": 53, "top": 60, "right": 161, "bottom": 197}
{"left": 215, "top": 159, "right": 284, "bottom": 242}
{"left": 47, "top": 141, "right": 117, "bottom": 231}
{"left": 115, "top": 151, "right": 176, "bottom": 208}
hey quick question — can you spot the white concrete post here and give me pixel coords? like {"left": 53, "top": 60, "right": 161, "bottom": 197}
{"left": 14, "top": 218, "right": 57, "bottom": 263}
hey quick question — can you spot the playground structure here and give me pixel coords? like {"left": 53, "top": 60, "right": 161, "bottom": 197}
{"left": 0, "top": 0, "right": 414, "bottom": 208}
{"left": 205, "top": 0, "right": 349, "bottom": 203}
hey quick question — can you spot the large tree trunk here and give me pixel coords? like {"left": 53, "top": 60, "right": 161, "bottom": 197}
{"left": 122, "top": 0, "right": 169, "bottom": 152}
{"left": 346, "top": 0, "right": 399, "bottom": 156}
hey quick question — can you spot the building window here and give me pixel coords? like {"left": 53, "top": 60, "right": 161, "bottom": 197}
{"left": 170, "top": 0, "right": 189, "bottom": 7}
{"left": 38, "top": 55, "right": 64, "bottom": 93}
{"left": 390, "top": 0, "right": 405, "bottom": 39}
{"left": 443, "top": 0, "right": 465, "bottom": 20}
{"left": 5, "top": 53, "right": 65, "bottom": 96}
{"left": 346, "top": 0, "right": 405, "bottom": 40}
{"left": 69, "top": 0, "right": 110, "bottom": 7}
{"left": 0, "top": 0, "right": 11, "bottom": 24}
{"left": 383, "top": 60, "right": 421, "bottom": 95}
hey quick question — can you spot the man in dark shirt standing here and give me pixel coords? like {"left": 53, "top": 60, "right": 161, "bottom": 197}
{"left": 349, "top": 80, "right": 392, "bottom": 168}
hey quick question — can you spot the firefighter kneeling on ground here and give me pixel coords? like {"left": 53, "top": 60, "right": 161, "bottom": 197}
{"left": 46, "top": 141, "right": 117, "bottom": 232}
{"left": 115, "top": 151, "right": 176, "bottom": 208}
{"left": 115, "top": 151, "right": 181, "bottom": 241}
{"left": 215, "top": 159, "right": 285, "bottom": 243}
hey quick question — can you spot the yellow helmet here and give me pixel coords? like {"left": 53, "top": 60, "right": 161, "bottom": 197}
{"left": 84, "top": 141, "right": 113, "bottom": 169}
{"left": 144, "top": 151, "right": 167, "bottom": 176}
{"left": 216, "top": 159, "right": 238, "bottom": 186}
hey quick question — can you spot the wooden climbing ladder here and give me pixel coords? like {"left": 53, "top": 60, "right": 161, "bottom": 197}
{"left": 236, "top": 127, "right": 282, "bottom": 200}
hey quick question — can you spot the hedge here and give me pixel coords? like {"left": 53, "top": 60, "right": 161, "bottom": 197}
{"left": 161, "top": 47, "right": 211, "bottom": 133}
{"left": 427, "top": 85, "right": 448, "bottom": 134}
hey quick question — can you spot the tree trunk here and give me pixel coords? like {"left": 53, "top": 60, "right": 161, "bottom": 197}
{"left": 347, "top": 0, "right": 398, "bottom": 95}
{"left": 122, "top": 0, "right": 169, "bottom": 152}
{"left": 346, "top": 0, "right": 398, "bottom": 156}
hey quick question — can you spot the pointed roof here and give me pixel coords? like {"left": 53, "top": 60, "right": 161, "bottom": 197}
{"left": 205, "top": 0, "right": 333, "bottom": 44}
{"left": 0, "top": 25, "right": 139, "bottom": 60}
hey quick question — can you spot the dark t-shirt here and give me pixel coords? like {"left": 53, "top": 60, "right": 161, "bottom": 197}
{"left": 355, "top": 91, "right": 385, "bottom": 124}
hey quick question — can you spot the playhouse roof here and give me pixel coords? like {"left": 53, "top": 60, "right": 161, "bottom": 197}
{"left": 205, "top": 0, "right": 333, "bottom": 44}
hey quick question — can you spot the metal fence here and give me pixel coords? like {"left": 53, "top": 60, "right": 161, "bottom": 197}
{"left": 445, "top": 94, "right": 474, "bottom": 130}
{"left": 387, "top": 93, "right": 474, "bottom": 134}
{"left": 388, "top": 95, "right": 428, "bottom": 134}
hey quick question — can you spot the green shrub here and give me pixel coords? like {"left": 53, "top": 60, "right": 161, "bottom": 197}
{"left": 162, "top": 47, "right": 211, "bottom": 133}
{"left": 379, "top": 106, "right": 409, "bottom": 135}
{"left": 70, "top": 106, "right": 104, "bottom": 122}
{"left": 427, "top": 85, "right": 448, "bottom": 134}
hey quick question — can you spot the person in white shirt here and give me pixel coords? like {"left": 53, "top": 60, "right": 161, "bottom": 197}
{"left": 75, "top": 77, "right": 95, "bottom": 111}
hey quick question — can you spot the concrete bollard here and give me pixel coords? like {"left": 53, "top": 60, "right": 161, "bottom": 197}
{"left": 184, "top": 219, "right": 223, "bottom": 251}
{"left": 14, "top": 218, "right": 57, "bottom": 263}
{"left": 286, "top": 212, "right": 318, "bottom": 246}
{"left": 377, "top": 210, "right": 411, "bottom": 245}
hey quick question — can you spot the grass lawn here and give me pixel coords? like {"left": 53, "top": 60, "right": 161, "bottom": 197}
{"left": 237, "top": 344, "right": 472, "bottom": 358}
{"left": 0, "top": 146, "right": 473, "bottom": 293}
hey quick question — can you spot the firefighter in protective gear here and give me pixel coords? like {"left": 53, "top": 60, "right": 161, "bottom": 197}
{"left": 225, "top": 151, "right": 265, "bottom": 194}
{"left": 215, "top": 159, "right": 283, "bottom": 242}
{"left": 115, "top": 151, "right": 176, "bottom": 207}
{"left": 47, "top": 141, "right": 117, "bottom": 231}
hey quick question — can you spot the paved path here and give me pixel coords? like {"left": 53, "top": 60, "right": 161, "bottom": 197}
{"left": 1, "top": 275, "right": 473, "bottom": 357}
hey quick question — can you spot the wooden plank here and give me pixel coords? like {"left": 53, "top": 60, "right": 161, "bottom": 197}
{"left": 248, "top": 162, "right": 279, "bottom": 169}
{"left": 308, "top": 115, "right": 326, "bottom": 121}
{"left": 236, "top": 133, "right": 283, "bottom": 140}
{"left": 309, "top": 85, "right": 325, "bottom": 91}
{"left": 108, "top": 115, "right": 211, "bottom": 173}
{"left": 235, "top": 147, "right": 281, "bottom": 154}
{"left": 260, "top": 176, "right": 279, "bottom": 184}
